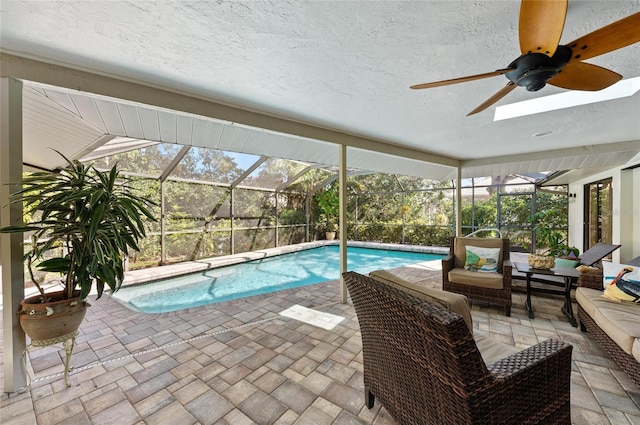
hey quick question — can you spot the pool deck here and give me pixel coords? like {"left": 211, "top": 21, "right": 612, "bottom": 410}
{"left": 2, "top": 251, "right": 640, "bottom": 424}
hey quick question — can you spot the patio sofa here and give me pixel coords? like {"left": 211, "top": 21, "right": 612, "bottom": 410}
{"left": 576, "top": 263, "right": 640, "bottom": 388}
{"left": 343, "top": 270, "right": 573, "bottom": 424}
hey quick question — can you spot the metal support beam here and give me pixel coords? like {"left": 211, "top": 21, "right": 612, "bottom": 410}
{"left": 160, "top": 181, "right": 166, "bottom": 264}
{"left": 230, "top": 189, "right": 235, "bottom": 254}
{"left": 310, "top": 174, "right": 339, "bottom": 197}
{"left": 275, "top": 193, "right": 279, "bottom": 247}
{"left": 339, "top": 145, "right": 348, "bottom": 304}
{"left": 159, "top": 145, "right": 190, "bottom": 265}
{"left": 275, "top": 165, "right": 313, "bottom": 192}
{"left": 230, "top": 157, "right": 268, "bottom": 189}
{"left": 81, "top": 139, "right": 158, "bottom": 163}
{"left": 159, "top": 145, "right": 191, "bottom": 182}
{"left": 456, "top": 167, "right": 462, "bottom": 237}
{"left": 305, "top": 196, "right": 311, "bottom": 242}
{"left": 1, "top": 77, "right": 27, "bottom": 393}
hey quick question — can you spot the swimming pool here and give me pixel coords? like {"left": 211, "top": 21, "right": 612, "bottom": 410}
{"left": 112, "top": 245, "right": 443, "bottom": 313}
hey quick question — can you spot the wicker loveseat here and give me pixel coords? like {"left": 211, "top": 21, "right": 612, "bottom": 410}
{"left": 576, "top": 266, "right": 640, "bottom": 388}
{"left": 344, "top": 271, "right": 573, "bottom": 424}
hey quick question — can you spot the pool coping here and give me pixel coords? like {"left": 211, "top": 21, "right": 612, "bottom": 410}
{"left": 121, "top": 240, "right": 449, "bottom": 287}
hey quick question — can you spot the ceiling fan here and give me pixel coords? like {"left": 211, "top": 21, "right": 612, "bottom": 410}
{"left": 410, "top": 0, "right": 640, "bottom": 115}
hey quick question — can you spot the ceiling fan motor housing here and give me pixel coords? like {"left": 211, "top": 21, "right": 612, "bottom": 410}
{"left": 506, "top": 45, "right": 572, "bottom": 91}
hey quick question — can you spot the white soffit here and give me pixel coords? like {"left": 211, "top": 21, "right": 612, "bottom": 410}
{"left": 22, "top": 81, "right": 639, "bottom": 181}
{"left": 23, "top": 86, "right": 107, "bottom": 169}
{"left": 23, "top": 82, "right": 342, "bottom": 168}
{"left": 543, "top": 153, "right": 640, "bottom": 185}
{"left": 23, "top": 82, "right": 453, "bottom": 177}
{"left": 461, "top": 142, "right": 640, "bottom": 179}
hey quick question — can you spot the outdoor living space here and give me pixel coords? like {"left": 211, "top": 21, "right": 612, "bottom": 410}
{"left": 2, "top": 2, "right": 640, "bottom": 424}
{"left": 2, "top": 259, "right": 639, "bottom": 425}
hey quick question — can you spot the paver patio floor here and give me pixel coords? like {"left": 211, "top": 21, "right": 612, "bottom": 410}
{"left": 2, "top": 259, "right": 639, "bottom": 424}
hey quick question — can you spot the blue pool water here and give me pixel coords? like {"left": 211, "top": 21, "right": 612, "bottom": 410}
{"left": 112, "top": 246, "right": 443, "bottom": 313}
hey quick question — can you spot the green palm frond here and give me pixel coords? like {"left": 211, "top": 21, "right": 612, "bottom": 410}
{"left": 0, "top": 152, "right": 157, "bottom": 300}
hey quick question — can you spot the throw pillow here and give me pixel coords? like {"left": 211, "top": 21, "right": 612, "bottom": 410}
{"left": 603, "top": 265, "right": 640, "bottom": 303}
{"left": 603, "top": 262, "right": 640, "bottom": 288}
{"left": 464, "top": 246, "right": 500, "bottom": 273}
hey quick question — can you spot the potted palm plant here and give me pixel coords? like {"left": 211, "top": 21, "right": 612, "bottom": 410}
{"left": 1, "top": 154, "right": 155, "bottom": 341}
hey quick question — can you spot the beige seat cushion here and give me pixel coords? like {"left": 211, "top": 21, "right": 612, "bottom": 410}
{"left": 448, "top": 268, "right": 504, "bottom": 289}
{"left": 594, "top": 307, "right": 640, "bottom": 356}
{"left": 369, "top": 269, "right": 473, "bottom": 332}
{"left": 633, "top": 340, "right": 640, "bottom": 363}
{"left": 576, "top": 287, "right": 606, "bottom": 318}
{"left": 576, "top": 287, "right": 639, "bottom": 319}
{"left": 576, "top": 287, "right": 640, "bottom": 356}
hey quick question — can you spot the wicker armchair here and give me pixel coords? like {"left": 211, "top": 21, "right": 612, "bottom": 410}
{"left": 343, "top": 271, "right": 573, "bottom": 425}
{"left": 442, "top": 237, "right": 513, "bottom": 316}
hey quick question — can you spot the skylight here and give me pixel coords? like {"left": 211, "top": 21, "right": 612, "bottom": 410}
{"left": 494, "top": 77, "right": 640, "bottom": 121}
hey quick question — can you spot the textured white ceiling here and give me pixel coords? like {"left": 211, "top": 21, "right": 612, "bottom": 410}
{"left": 1, "top": 0, "right": 640, "bottom": 178}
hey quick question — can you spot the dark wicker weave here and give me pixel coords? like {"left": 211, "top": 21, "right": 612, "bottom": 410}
{"left": 344, "top": 271, "right": 573, "bottom": 425}
{"left": 442, "top": 237, "right": 513, "bottom": 316}
{"left": 577, "top": 272, "right": 640, "bottom": 388}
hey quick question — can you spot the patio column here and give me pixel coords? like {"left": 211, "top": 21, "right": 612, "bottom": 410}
{"left": 456, "top": 166, "right": 462, "bottom": 236}
{"left": 339, "top": 145, "right": 348, "bottom": 304}
{"left": 160, "top": 180, "right": 166, "bottom": 264}
{"left": 0, "top": 77, "right": 27, "bottom": 393}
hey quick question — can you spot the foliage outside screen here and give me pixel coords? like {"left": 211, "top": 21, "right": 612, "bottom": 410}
{"left": 133, "top": 174, "right": 567, "bottom": 265}
{"left": 34, "top": 147, "right": 569, "bottom": 268}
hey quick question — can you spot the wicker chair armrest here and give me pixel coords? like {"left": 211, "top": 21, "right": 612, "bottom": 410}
{"left": 481, "top": 338, "right": 572, "bottom": 423}
{"left": 487, "top": 338, "right": 572, "bottom": 380}
{"left": 442, "top": 254, "right": 455, "bottom": 272}
{"left": 502, "top": 260, "right": 513, "bottom": 286}
{"left": 577, "top": 271, "right": 603, "bottom": 290}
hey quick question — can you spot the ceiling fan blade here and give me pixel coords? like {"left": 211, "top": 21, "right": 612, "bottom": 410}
{"left": 565, "top": 11, "right": 640, "bottom": 62}
{"left": 410, "top": 69, "right": 513, "bottom": 90}
{"left": 467, "top": 82, "right": 517, "bottom": 116}
{"left": 548, "top": 62, "right": 622, "bottom": 91}
{"left": 519, "top": 0, "right": 568, "bottom": 57}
